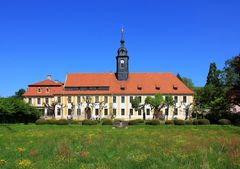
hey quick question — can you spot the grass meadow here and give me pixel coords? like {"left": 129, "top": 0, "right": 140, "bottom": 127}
{"left": 0, "top": 124, "right": 240, "bottom": 169}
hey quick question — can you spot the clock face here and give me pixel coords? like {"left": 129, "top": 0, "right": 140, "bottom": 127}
{"left": 120, "top": 59, "right": 125, "bottom": 64}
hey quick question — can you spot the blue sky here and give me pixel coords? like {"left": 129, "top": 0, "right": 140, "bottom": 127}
{"left": 0, "top": 0, "right": 239, "bottom": 97}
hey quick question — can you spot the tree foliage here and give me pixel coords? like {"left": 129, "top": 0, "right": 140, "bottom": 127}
{"left": 145, "top": 94, "right": 174, "bottom": 119}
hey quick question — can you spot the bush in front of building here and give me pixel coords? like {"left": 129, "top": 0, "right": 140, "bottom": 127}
{"left": 145, "top": 120, "right": 160, "bottom": 125}
{"left": 82, "top": 120, "right": 98, "bottom": 125}
{"left": 101, "top": 119, "right": 113, "bottom": 125}
{"left": 69, "top": 120, "right": 81, "bottom": 125}
{"left": 193, "top": 119, "right": 198, "bottom": 125}
{"left": 35, "top": 119, "right": 48, "bottom": 125}
{"left": 46, "top": 119, "right": 57, "bottom": 124}
{"left": 55, "top": 119, "right": 69, "bottom": 125}
{"left": 174, "top": 119, "right": 185, "bottom": 125}
{"left": 218, "top": 119, "right": 231, "bottom": 125}
{"left": 165, "top": 120, "right": 174, "bottom": 125}
{"left": 185, "top": 120, "right": 193, "bottom": 125}
{"left": 128, "top": 119, "right": 144, "bottom": 125}
{"left": 198, "top": 119, "right": 210, "bottom": 125}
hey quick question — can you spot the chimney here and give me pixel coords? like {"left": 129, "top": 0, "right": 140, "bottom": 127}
{"left": 47, "top": 75, "right": 52, "bottom": 80}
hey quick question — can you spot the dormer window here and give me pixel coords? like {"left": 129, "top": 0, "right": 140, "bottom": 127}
{"left": 38, "top": 87, "right": 42, "bottom": 93}
{"left": 155, "top": 84, "right": 160, "bottom": 90}
{"left": 120, "top": 59, "right": 125, "bottom": 68}
{"left": 120, "top": 86, "right": 125, "bottom": 90}
{"left": 173, "top": 84, "right": 178, "bottom": 90}
{"left": 46, "top": 88, "right": 49, "bottom": 93}
{"left": 137, "top": 84, "right": 142, "bottom": 90}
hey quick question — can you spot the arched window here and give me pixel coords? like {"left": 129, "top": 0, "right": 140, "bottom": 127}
{"left": 38, "top": 87, "right": 42, "bottom": 93}
{"left": 120, "top": 59, "right": 125, "bottom": 68}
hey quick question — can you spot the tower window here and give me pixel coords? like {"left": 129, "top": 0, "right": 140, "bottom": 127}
{"left": 120, "top": 59, "right": 125, "bottom": 68}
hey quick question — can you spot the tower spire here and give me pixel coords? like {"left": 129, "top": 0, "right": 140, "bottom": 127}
{"left": 120, "top": 26, "right": 124, "bottom": 47}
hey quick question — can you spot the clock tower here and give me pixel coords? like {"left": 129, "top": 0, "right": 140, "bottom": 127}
{"left": 116, "top": 27, "right": 129, "bottom": 81}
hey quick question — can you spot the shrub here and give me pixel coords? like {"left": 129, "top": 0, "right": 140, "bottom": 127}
{"left": 69, "top": 120, "right": 81, "bottom": 125}
{"left": 82, "top": 120, "right": 98, "bottom": 125}
{"left": 145, "top": 120, "right": 160, "bottom": 125}
{"left": 128, "top": 119, "right": 144, "bottom": 125}
{"left": 35, "top": 119, "right": 47, "bottom": 125}
{"left": 193, "top": 119, "right": 198, "bottom": 125}
{"left": 165, "top": 120, "right": 174, "bottom": 125}
{"left": 218, "top": 119, "right": 231, "bottom": 125}
{"left": 198, "top": 119, "right": 210, "bottom": 125}
{"left": 185, "top": 120, "right": 193, "bottom": 125}
{"left": 101, "top": 119, "right": 113, "bottom": 125}
{"left": 46, "top": 119, "right": 57, "bottom": 125}
{"left": 174, "top": 119, "right": 185, "bottom": 125}
{"left": 56, "top": 119, "right": 69, "bottom": 125}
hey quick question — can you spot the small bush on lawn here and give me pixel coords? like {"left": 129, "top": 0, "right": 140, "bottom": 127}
{"left": 35, "top": 119, "right": 47, "bottom": 125}
{"left": 174, "top": 119, "right": 185, "bottom": 125}
{"left": 218, "top": 119, "right": 231, "bottom": 125}
{"left": 185, "top": 120, "right": 193, "bottom": 125}
{"left": 82, "top": 120, "right": 98, "bottom": 125}
{"left": 56, "top": 119, "right": 69, "bottom": 125}
{"left": 128, "top": 119, "right": 144, "bottom": 125}
{"left": 193, "top": 119, "right": 198, "bottom": 125}
{"left": 102, "top": 119, "right": 113, "bottom": 125}
{"left": 46, "top": 119, "right": 57, "bottom": 125}
{"left": 165, "top": 120, "right": 174, "bottom": 125}
{"left": 145, "top": 120, "right": 160, "bottom": 125}
{"left": 69, "top": 120, "right": 81, "bottom": 125}
{"left": 198, "top": 119, "right": 210, "bottom": 125}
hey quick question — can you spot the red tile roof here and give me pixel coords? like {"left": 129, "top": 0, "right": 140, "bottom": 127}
{"left": 29, "top": 79, "right": 62, "bottom": 86}
{"left": 23, "top": 72, "right": 194, "bottom": 97}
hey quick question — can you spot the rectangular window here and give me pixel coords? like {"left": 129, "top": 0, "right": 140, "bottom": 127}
{"left": 129, "top": 109, "right": 133, "bottom": 115}
{"left": 57, "top": 97, "right": 61, "bottom": 103}
{"left": 174, "top": 96, "right": 178, "bottom": 103}
{"left": 45, "top": 98, "right": 49, "bottom": 104}
{"left": 77, "top": 96, "right": 81, "bottom": 104}
{"left": 113, "top": 96, "right": 116, "bottom": 103}
{"left": 95, "top": 96, "right": 99, "bottom": 103}
{"left": 165, "top": 108, "right": 169, "bottom": 115}
{"left": 121, "top": 96, "right": 125, "bottom": 103}
{"left": 95, "top": 109, "right": 99, "bottom": 115}
{"left": 113, "top": 109, "right": 116, "bottom": 115}
{"left": 77, "top": 108, "right": 81, "bottom": 116}
{"left": 57, "top": 108, "right": 61, "bottom": 116}
{"left": 174, "top": 108, "right": 178, "bottom": 115}
{"left": 121, "top": 109, "right": 125, "bottom": 115}
{"left": 28, "top": 98, "right": 32, "bottom": 104}
{"left": 104, "top": 109, "right": 108, "bottom": 115}
{"left": 138, "top": 110, "right": 141, "bottom": 115}
{"left": 129, "top": 96, "right": 133, "bottom": 103}
{"left": 37, "top": 98, "right": 41, "bottom": 105}
{"left": 146, "top": 109, "right": 150, "bottom": 115}
{"left": 68, "top": 109, "right": 72, "bottom": 116}
{"left": 68, "top": 96, "right": 71, "bottom": 103}
{"left": 104, "top": 96, "right": 108, "bottom": 103}
{"left": 183, "top": 96, "right": 187, "bottom": 103}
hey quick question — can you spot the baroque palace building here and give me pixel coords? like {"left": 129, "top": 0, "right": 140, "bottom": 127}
{"left": 23, "top": 29, "right": 194, "bottom": 120}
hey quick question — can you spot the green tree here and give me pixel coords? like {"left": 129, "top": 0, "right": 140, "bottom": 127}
{"left": 131, "top": 96, "right": 146, "bottom": 120}
{"left": 14, "top": 89, "right": 26, "bottom": 99}
{"left": 145, "top": 94, "right": 174, "bottom": 119}
{"left": 177, "top": 73, "right": 194, "bottom": 90}
{"left": 206, "top": 62, "right": 220, "bottom": 87}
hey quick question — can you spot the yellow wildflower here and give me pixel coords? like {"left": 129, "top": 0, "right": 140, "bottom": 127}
{"left": 18, "top": 159, "right": 32, "bottom": 167}
{"left": 17, "top": 147, "right": 26, "bottom": 153}
{"left": 0, "top": 159, "right": 7, "bottom": 166}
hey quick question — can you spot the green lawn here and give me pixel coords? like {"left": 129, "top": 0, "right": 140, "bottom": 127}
{"left": 0, "top": 124, "right": 240, "bottom": 169}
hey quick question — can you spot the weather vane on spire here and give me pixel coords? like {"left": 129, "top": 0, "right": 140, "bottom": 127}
{"left": 120, "top": 26, "right": 125, "bottom": 45}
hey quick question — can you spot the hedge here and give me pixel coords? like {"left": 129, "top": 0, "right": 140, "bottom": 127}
{"left": 185, "top": 120, "right": 193, "bottom": 125}
{"left": 218, "top": 119, "right": 231, "bottom": 125}
{"left": 165, "top": 120, "right": 174, "bottom": 125}
{"left": 128, "top": 119, "right": 144, "bottom": 125}
{"left": 174, "top": 119, "right": 185, "bottom": 125}
{"left": 82, "top": 120, "right": 98, "bottom": 125}
{"left": 101, "top": 119, "right": 113, "bottom": 125}
{"left": 145, "top": 120, "right": 160, "bottom": 125}
{"left": 198, "top": 119, "right": 210, "bottom": 125}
